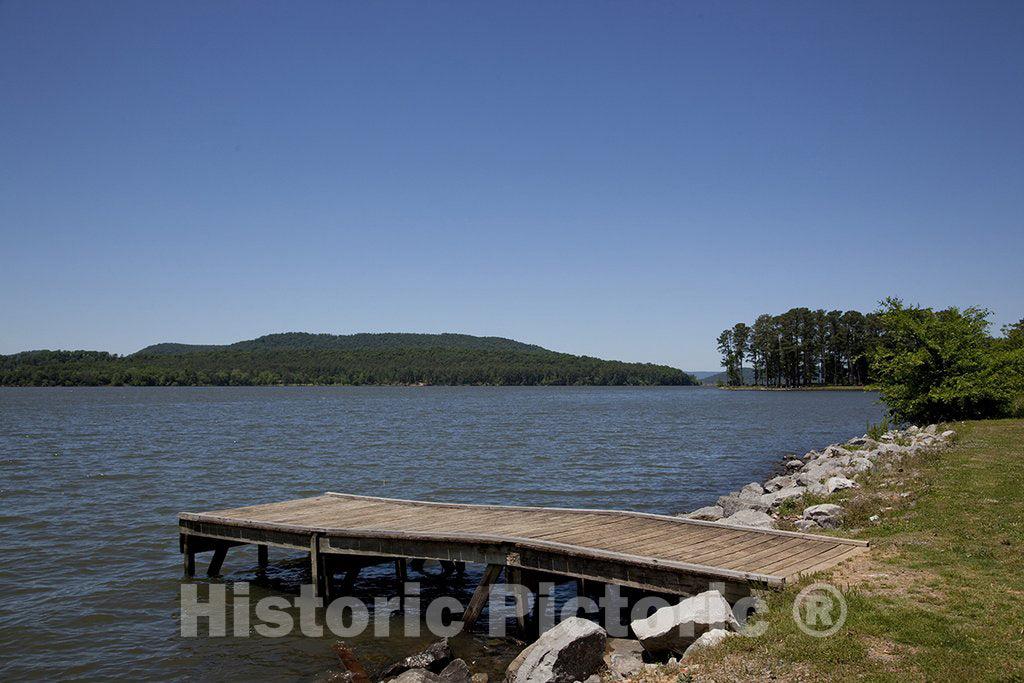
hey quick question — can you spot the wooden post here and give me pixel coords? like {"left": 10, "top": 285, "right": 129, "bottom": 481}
{"left": 395, "top": 559, "right": 408, "bottom": 610}
{"left": 506, "top": 566, "right": 529, "bottom": 636}
{"left": 257, "top": 544, "right": 268, "bottom": 570}
{"left": 182, "top": 535, "right": 195, "bottom": 578}
{"left": 462, "top": 564, "right": 503, "bottom": 631}
{"left": 207, "top": 544, "right": 228, "bottom": 577}
{"left": 310, "top": 535, "right": 324, "bottom": 599}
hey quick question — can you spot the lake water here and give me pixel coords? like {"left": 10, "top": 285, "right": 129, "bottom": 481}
{"left": 0, "top": 386, "right": 884, "bottom": 680}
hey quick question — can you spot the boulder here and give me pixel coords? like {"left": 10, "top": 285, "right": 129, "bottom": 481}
{"left": 603, "top": 638, "right": 644, "bottom": 679}
{"left": 796, "top": 463, "right": 840, "bottom": 486}
{"left": 803, "top": 503, "right": 843, "bottom": 529}
{"left": 717, "top": 494, "right": 768, "bottom": 517}
{"left": 925, "top": 424, "right": 938, "bottom": 435}
{"left": 793, "top": 519, "right": 819, "bottom": 532}
{"left": 806, "top": 482, "right": 828, "bottom": 497}
{"left": 439, "top": 660, "right": 472, "bottom": 683}
{"left": 941, "top": 429, "right": 956, "bottom": 441}
{"left": 740, "top": 482, "right": 765, "bottom": 497}
{"left": 682, "top": 505, "right": 724, "bottom": 521}
{"left": 680, "top": 628, "right": 736, "bottom": 660}
{"left": 720, "top": 509, "right": 776, "bottom": 529}
{"left": 760, "top": 486, "right": 806, "bottom": 510}
{"left": 785, "top": 459, "right": 804, "bottom": 470}
{"left": 822, "top": 445, "right": 852, "bottom": 460}
{"left": 851, "top": 457, "right": 873, "bottom": 473}
{"left": 392, "top": 671, "right": 445, "bottom": 683}
{"left": 825, "top": 476, "right": 858, "bottom": 494}
{"left": 631, "top": 590, "right": 739, "bottom": 656}
{"left": 504, "top": 617, "right": 606, "bottom": 683}
{"left": 764, "top": 474, "right": 797, "bottom": 492}
{"left": 381, "top": 639, "right": 455, "bottom": 680}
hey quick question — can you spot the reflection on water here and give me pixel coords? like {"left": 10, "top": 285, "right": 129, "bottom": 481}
{"left": 0, "top": 386, "right": 883, "bottom": 680}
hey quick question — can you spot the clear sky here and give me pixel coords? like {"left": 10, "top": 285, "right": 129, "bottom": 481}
{"left": 2, "top": 1, "right": 1022, "bottom": 370}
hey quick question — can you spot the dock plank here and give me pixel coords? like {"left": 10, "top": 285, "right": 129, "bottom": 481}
{"left": 179, "top": 492, "right": 867, "bottom": 593}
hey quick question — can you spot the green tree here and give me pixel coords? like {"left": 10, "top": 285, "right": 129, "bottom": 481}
{"left": 872, "top": 298, "right": 1010, "bottom": 422}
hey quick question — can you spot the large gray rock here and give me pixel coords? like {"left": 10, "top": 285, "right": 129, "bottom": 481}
{"left": 796, "top": 462, "right": 840, "bottom": 486}
{"left": 381, "top": 639, "right": 454, "bottom": 680}
{"left": 763, "top": 474, "right": 797, "bottom": 492}
{"left": 941, "top": 429, "right": 956, "bottom": 441}
{"left": 826, "top": 476, "right": 858, "bottom": 494}
{"left": 720, "top": 509, "right": 776, "bottom": 529}
{"left": 740, "top": 482, "right": 765, "bottom": 497}
{"left": 717, "top": 494, "right": 768, "bottom": 517}
{"left": 803, "top": 504, "right": 843, "bottom": 529}
{"left": 392, "top": 671, "right": 445, "bottom": 683}
{"left": 439, "top": 660, "right": 472, "bottom": 683}
{"left": 793, "top": 519, "right": 819, "bottom": 532}
{"left": 680, "top": 628, "right": 736, "bottom": 660}
{"left": 851, "top": 457, "right": 873, "bottom": 473}
{"left": 760, "top": 486, "right": 806, "bottom": 510}
{"left": 603, "top": 638, "right": 644, "bottom": 679}
{"left": 822, "top": 445, "right": 852, "bottom": 460}
{"left": 630, "top": 590, "right": 739, "bottom": 655}
{"left": 682, "top": 505, "right": 724, "bottom": 521}
{"left": 785, "top": 459, "right": 804, "bottom": 470}
{"left": 504, "top": 617, "right": 606, "bottom": 683}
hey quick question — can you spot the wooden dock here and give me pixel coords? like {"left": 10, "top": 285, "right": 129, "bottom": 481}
{"left": 179, "top": 492, "right": 867, "bottom": 627}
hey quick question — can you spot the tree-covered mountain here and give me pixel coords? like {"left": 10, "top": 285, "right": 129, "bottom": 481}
{"left": 136, "top": 332, "right": 546, "bottom": 355}
{"left": 1, "top": 334, "right": 695, "bottom": 387}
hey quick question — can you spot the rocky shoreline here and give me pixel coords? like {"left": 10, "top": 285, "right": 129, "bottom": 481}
{"left": 680, "top": 423, "right": 956, "bottom": 532}
{"left": 331, "top": 424, "right": 957, "bottom": 683}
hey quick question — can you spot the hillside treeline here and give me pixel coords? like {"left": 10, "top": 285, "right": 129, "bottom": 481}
{"left": 717, "top": 308, "right": 882, "bottom": 387}
{"left": 137, "top": 332, "right": 545, "bottom": 355}
{"left": 0, "top": 348, "right": 694, "bottom": 387}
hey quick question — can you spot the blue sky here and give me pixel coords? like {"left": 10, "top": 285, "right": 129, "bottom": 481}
{"left": 2, "top": 1, "right": 1022, "bottom": 370}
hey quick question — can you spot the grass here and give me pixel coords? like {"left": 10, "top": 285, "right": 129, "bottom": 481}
{"left": 675, "top": 419, "right": 1024, "bottom": 682}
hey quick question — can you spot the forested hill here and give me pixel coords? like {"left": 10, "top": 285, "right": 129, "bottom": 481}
{"left": 136, "top": 332, "right": 546, "bottom": 355}
{"left": 1, "top": 336, "right": 695, "bottom": 387}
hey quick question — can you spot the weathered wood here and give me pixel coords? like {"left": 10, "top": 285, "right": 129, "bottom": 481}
{"left": 207, "top": 544, "right": 228, "bottom": 577}
{"left": 462, "top": 563, "right": 503, "bottom": 630}
{"left": 310, "top": 534, "right": 325, "bottom": 599}
{"left": 395, "top": 559, "right": 407, "bottom": 610}
{"left": 183, "top": 535, "right": 195, "bottom": 577}
{"left": 179, "top": 492, "right": 869, "bottom": 597}
{"left": 257, "top": 544, "right": 268, "bottom": 569}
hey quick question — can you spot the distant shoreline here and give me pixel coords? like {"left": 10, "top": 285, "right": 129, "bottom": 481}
{"left": 710, "top": 384, "right": 878, "bottom": 392}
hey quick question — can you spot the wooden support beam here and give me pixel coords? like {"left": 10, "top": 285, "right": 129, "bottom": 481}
{"left": 395, "top": 559, "right": 407, "bottom": 610}
{"left": 506, "top": 566, "right": 527, "bottom": 636}
{"left": 462, "top": 564, "right": 503, "bottom": 631}
{"left": 183, "top": 536, "right": 195, "bottom": 578}
{"left": 310, "top": 535, "right": 324, "bottom": 599}
{"left": 257, "top": 544, "right": 268, "bottom": 569}
{"left": 207, "top": 544, "right": 228, "bottom": 577}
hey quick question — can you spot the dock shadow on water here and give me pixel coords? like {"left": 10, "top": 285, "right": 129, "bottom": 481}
{"left": 0, "top": 386, "right": 884, "bottom": 679}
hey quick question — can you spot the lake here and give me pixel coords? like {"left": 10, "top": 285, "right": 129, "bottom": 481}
{"left": 0, "top": 386, "right": 884, "bottom": 680}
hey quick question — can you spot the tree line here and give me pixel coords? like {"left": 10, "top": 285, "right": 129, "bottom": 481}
{"left": 716, "top": 307, "right": 882, "bottom": 387}
{"left": 716, "top": 299, "right": 1024, "bottom": 423}
{"left": 0, "top": 348, "right": 695, "bottom": 387}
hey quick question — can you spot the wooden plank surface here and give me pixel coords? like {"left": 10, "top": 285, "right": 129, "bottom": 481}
{"left": 181, "top": 492, "right": 867, "bottom": 585}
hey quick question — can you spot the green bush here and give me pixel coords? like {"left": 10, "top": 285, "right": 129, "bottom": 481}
{"left": 871, "top": 298, "right": 1021, "bottom": 422}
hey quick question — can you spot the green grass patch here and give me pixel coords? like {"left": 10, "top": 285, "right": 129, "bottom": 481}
{"left": 685, "top": 419, "right": 1024, "bottom": 682}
